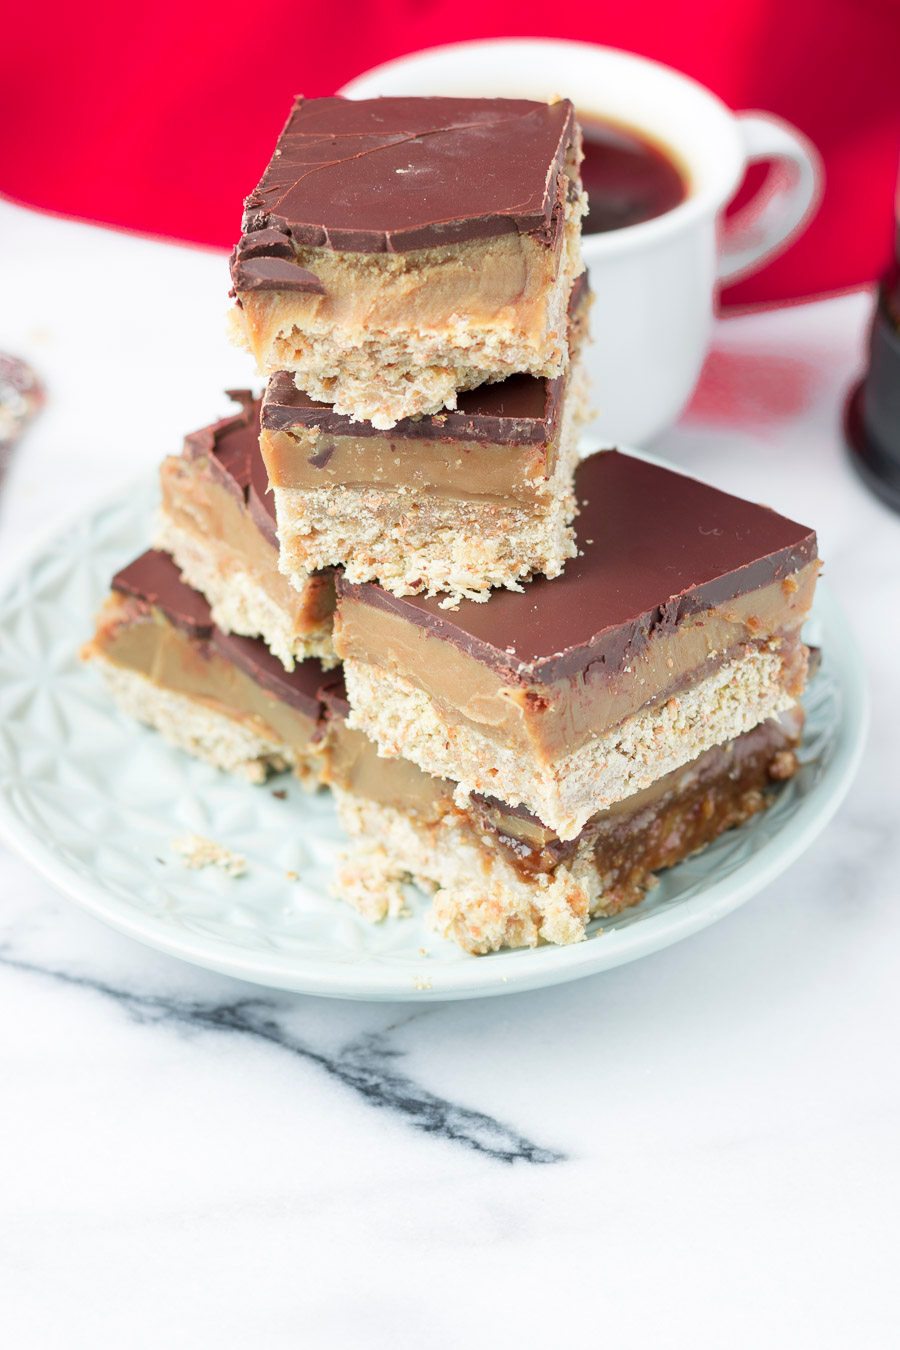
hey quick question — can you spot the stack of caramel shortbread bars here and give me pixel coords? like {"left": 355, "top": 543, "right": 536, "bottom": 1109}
{"left": 85, "top": 94, "right": 821, "bottom": 954}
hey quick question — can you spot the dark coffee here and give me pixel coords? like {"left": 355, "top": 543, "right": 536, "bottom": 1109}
{"left": 579, "top": 115, "right": 688, "bottom": 234}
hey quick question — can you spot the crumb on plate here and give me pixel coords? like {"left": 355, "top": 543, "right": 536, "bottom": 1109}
{"left": 172, "top": 833, "right": 246, "bottom": 878}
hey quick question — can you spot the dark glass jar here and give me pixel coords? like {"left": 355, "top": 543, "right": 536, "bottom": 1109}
{"left": 846, "top": 190, "right": 900, "bottom": 512}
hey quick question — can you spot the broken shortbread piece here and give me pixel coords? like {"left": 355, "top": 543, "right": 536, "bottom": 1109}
{"left": 172, "top": 833, "right": 247, "bottom": 877}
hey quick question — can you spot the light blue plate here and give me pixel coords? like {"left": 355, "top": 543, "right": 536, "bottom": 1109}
{"left": 0, "top": 480, "right": 868, "bottom": 1000}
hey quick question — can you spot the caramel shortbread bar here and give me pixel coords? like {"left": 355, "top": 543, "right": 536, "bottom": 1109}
{"left": 84, "top": 550, "right": 330, "bottom": 785}
{"left": 230, "top": 96, "right": 586, "bottom": 427}
{"left": 259, "top": 278, "right": 590, "bottom": 602}
{"left": 155, "top": 392, "right": 336, "bottom": 669}
{"left": 334, "top": 451, "right": 820, "bottom": 840}
{"left": 321, "top": 679, "right": 803, "bottom": 953}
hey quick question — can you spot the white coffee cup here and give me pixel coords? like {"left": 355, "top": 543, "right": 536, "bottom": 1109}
{"left": 342, "top": 39, "right": 822, "bottom": 445}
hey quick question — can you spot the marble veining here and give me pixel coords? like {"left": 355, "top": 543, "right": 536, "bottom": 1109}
{"left": 0, "top": 947, "right": 563, "bottom": 1165}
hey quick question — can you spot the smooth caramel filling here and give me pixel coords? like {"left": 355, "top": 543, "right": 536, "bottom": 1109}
{"left": 301, "top": 230, "right": 561, "bottom": 327}
{"left": 159, "top": 455, "right": 335, "bottom": 628}
{"left": 324, "top": 719, "right": 452, "bottom": 824}
{"left": 260, "top": 425, "right": 554, "bottom": 502}
{"left": 90, "top": 595, "right": 319, "bottom": 757}
{"left": 238, "top": 229, "right": 565, "bottom": 365}
{"left": 333, "top": 563, "right": 819, "bottom": 764}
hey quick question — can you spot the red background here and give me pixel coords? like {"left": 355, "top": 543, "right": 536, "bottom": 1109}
{"left": 2, "top": 0, "right": 897, "bottom": 308}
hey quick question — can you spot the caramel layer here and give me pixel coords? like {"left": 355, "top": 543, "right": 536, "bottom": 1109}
{"left": 260, "top": 425, "right": 556, "bottom": 503}
{"left": 324, "top": 719, "right": 451, "bottom": 825}
{"left": 333, "top": 564, "right": 818, "bottom": 764}
{"left": 237, "top": 228, "right": 564, "bottom": 373}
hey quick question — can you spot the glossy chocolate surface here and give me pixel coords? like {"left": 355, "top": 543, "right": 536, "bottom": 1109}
{"left": 238, "top": 95, "right": 576, "bottom": 255}
{"left": 111, "top": 551, "right": 323, "bottom": 716}
{"left": 337, "top": 450, "right": 818, "bottom": 684}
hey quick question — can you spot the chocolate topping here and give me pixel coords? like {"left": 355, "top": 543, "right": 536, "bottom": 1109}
{"left": 229, "top": 253, "right": 324, "bottom": 294}
{"left": 568, "top": 269, "right": 589, "bottom": 313}
{"left": 234, "top": 228, "right": 296, "bottom": 260}
{"left": 182, "top": 394, "right": 278, "bottom": 547}
{"left": 262, "top": 369, "right": 561, "bottom": 447}
{"left": 307, "top": 440, "right": 337, "bottom": 469}
{"left": 113, "top": 550, "right": 213, "bottom": 638}
{"left": 211, "top": 629, "right": 322, "bottom": 718}
{"left": 337, "top": 450, "right": 819, "bottom": 684}
{"left": 318, "top": 671, "right": 350, "bottom": 719}
{"left": 237, "top": 95, "right": 576, "bottom": 256}
{"left": 112, "top": 551, "right": 323, "bottom": 716}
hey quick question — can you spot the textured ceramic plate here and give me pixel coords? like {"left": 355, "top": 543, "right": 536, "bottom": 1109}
{"left": 0, "top": 478, "right": 868, "bottom": 1001}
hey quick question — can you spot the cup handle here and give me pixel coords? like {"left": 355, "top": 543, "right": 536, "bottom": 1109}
{"left": 717, "top": 112, "right": 823, "bottom": 285}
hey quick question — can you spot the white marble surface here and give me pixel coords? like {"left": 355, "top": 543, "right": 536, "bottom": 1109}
{"left": 1, "top": 199, "right": 898, "bottom": 1348}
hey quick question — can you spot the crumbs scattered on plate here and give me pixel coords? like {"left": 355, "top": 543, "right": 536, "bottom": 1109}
{"left": 172, "top": 833, "right": 246, "bottom": 878}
